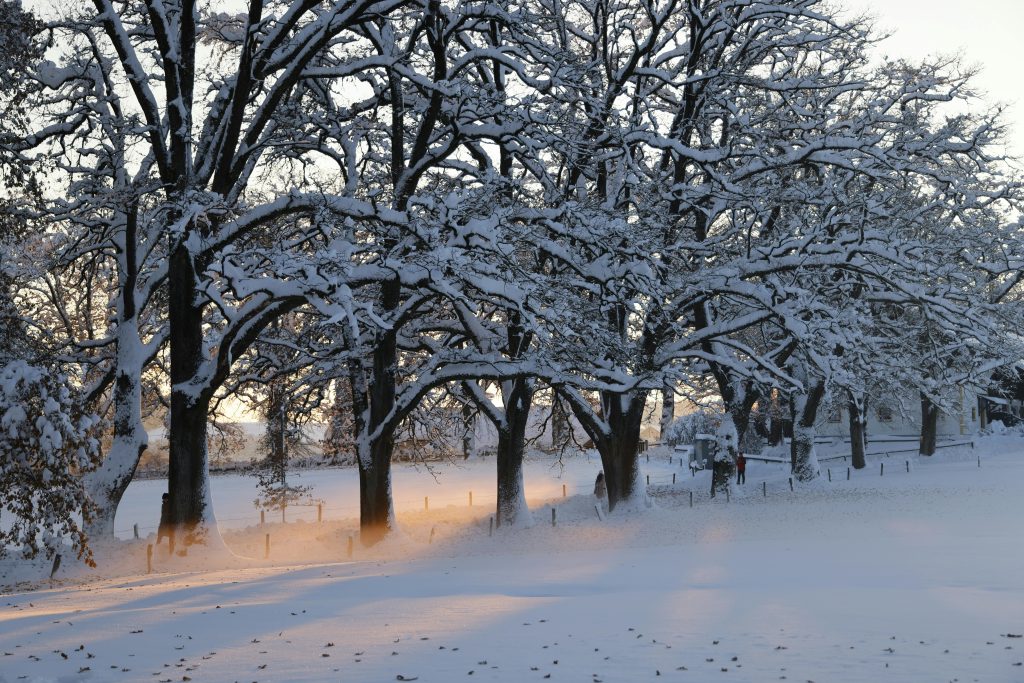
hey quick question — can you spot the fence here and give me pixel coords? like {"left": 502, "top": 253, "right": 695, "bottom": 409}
{"left": 115, "top": 439, "right": 987, "bottom": 539}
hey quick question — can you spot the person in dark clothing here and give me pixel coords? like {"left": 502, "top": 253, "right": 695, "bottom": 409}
{"left": 594, "top": 471, "right": 606, "bottom": 499}
{"left": 157, "top": 492, "right": 174, "bottom": 552}
{"left": 736, "top": 452, "right": 747, "bottom": 485}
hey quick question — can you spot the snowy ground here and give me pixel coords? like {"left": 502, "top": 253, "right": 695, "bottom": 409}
{"left": 2, "top": 438, "right": 1023, "bottom": 682}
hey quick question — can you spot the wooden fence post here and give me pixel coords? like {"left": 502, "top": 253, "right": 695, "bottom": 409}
{"left": 317, "top": 504, "right": 323, "bottom": 523}
{"left": 146, "top": 544, "right": 152, "bottom": 574}
{"left": 551, "top": 508, "right": 556, "bottom": 527}
{"left": 762, "top": 481, "right": 766, "bottom": 497}
{"left": 264, "top": 534, "right": 270, "bottom": 559}
{"left": 489, "top": 517, "right": 494, "bottom": 537}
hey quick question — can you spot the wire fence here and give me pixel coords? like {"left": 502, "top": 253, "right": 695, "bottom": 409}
{"left": 115, "top": 440, "right": 987, "bottom": 538}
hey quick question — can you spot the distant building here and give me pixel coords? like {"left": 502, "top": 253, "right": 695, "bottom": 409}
{"left": 816, "top": 389, "right": 978, "bottom": 440}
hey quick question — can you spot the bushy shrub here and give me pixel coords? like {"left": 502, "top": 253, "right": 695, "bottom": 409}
{"left": 662, "top": 409, "right": 722, "bottom": 446}
{"left": 0, "top": 361, "right": 100, "bottom": 565}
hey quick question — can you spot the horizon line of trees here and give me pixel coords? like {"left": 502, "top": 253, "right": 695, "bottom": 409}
{"left": 2, "top": 0, "right": 1024, "bottom": 565}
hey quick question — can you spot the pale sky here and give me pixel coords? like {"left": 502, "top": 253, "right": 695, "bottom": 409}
{"left": 848, "top": 0, "right": 1024, "bottom": 157}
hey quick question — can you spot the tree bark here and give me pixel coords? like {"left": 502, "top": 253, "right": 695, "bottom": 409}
{"left": 659, "top": 380, "right": 674, "bottom": 441}
{"left": 356, "top": 302, "right": 400, "bottom": 545}
{"left": 461, "top": 400, "right": 475, "bottom": 459}
{"left": 357, "top": 434, "right": 394, "bottom": 546}
{"left": 84, "top": 209, "right": 149, "bottom": 543}
{"left": 551, "top": 394, "right": 569, "bottom": 449}
{"left": 83, "top": 345, "right": 146, "bottom": 542}
{"left": 919, "top": 393, "right": 939, "bottom": 456}
{"left": 848, "top": 390, "right": 867, "bottom": 470}
{"left": 768, "top": 396, "right": 784, "bottom": 446}
{"left": 710, "top": 393, "right": 757, "bottom": 495}
{"left": 167, "top": 241, "right": 216, "bottom": 545}
{"left": 561, "top": 388, "right": 646, "bottom": 512}
{"left": 596, "top": 392, "right": 646, "bottom": 512}
{"left": 710, "top": 415, "right": 738, "bottom": 497}
{"left": 791, "top": 381, "right": 825, "bottom": 481}
{"left": 495, "top": 377, "right": 533, "bottom": 527}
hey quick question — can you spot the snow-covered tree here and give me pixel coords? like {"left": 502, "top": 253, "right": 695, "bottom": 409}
{"left": 0, "top": 361, "right": 100, "bottom": 564}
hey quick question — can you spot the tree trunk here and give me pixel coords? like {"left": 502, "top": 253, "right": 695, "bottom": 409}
{"left": 711, "top": 390, "right": 759, "bottom": 495}
{"left": 710, "top": 415, "right": 739, "bottom": 497}
{"left": 84, "top": 206, "right": 150, "bottom": 544}
{"left": 659, "top": 380, "right": 674, "bottom": 441}
{"left": 551, "top": 394, "right": 569, "bottom": 449}
{"left": 461, "top": 400, "right": 475, "bottom": 459}
{"left": 919, "top": 393, "right": 939, "bottom": 456}
{"left": 84, "top": 202, "right": 151, "bottom": 544}
{"left": 594, "top": 392, "right": 646, "bottom": 512}
{"left": 791, "top": 381, "right": 825, "bottom": 481}
{"left": 83, "top": 338, "right": 146, "bottom": 542}
{"left": 167, "top": 243, "right": 217, "bottom": 546}
{"left": 495, "top": 378, "right": 533, "bottom": 527}
{"left": 768, "top": 409, "right": 784, "bottom": 447}
{"left": 848, "top": 390, "right": 867, "bottom": 470}
{"left": 357, "top": 435, "right": 394, "bottom": 546}
{"left": 356, "top": 281, "right": 400, "bottom": 546}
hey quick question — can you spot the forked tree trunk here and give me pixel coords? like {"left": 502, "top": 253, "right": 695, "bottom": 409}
{"left": 790, "top": 381, "right": 825, "bottom": 482}
{"left": 919, "top": 393, "right": 939, "bottom": 456}
{"left": 495, "top": 378, "right": 533, "bottom": 527}
{"left": 848, "top": 390, "right": 867, "bottom": 470}
{"left": 595, "top": 392, "right": 646, "bottom": 512}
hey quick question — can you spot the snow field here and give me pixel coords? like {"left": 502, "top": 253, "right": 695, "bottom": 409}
{"left": 1, "top": 437, "right": 1022, "bottom": 682}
